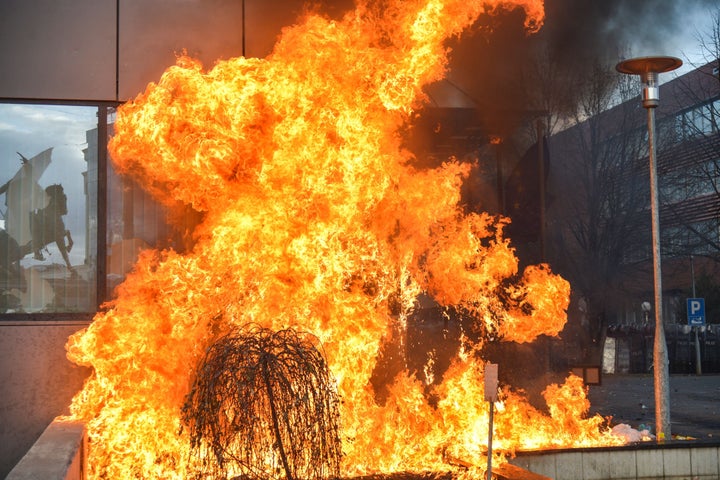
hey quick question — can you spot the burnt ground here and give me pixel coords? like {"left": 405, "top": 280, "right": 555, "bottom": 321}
{"left": 586, "top": 373, "right": 720, "bottom": 440}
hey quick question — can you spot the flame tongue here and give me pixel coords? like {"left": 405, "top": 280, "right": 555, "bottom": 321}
{"left": 67, "top": 1, "right": 622, "bottom": 478}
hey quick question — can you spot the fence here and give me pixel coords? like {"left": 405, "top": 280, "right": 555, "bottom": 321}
{"left": 605, "top": 324, "right": 720, "bottom": 374}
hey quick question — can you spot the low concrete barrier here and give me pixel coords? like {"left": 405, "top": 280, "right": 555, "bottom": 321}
{"left": 510, "top": 441, "right": 720, "bottom": 480}
{"left": 6, "top": 417, "right": 85, "bottom": 480}
{"left": 7, "top": 417, "right": 720, "bottom": 480}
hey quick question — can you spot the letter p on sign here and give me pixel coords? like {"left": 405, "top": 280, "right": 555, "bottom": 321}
{"left": 690, "top": 300, "right": 702, "bottom": 314}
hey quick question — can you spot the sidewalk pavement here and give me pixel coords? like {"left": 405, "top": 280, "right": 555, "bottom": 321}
{"left": 586, "top": 373, "right": 720, "bottom": 440}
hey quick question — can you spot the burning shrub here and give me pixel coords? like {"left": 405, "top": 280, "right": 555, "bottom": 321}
{"left": 180, "top": 325, "right": 342, "bottom": 479}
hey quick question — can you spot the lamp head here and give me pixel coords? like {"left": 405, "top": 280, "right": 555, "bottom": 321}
{"left": 616, "top": 56, "right": 682, "bottom": 108}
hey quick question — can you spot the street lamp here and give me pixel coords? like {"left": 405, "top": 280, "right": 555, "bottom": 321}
{"left": 641, "top": 301, "right": 651, "bottom": 325}
{"left": 616, "top": 56, "right": 682, "bottom": 441}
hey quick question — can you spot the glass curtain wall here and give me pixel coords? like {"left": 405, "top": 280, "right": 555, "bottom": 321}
{"left": 0, "top": 103, "right": 100, "bottom": 313}
{"left": 0, "top": 102, "right": 172, "bottom": 315}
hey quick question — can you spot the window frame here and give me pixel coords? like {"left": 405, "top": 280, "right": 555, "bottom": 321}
{"left": 0, "top": 99, "right": 119, "bottom": 321}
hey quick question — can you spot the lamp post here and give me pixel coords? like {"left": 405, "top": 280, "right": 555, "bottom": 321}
{"left": 641, "top": 301, "right": 651, "bottom": 325}
{"left": 690, "top": 255, "right": 702, "bottom": 375}
{"left": 616, "top": 56, "right": 682, "bottom": 441}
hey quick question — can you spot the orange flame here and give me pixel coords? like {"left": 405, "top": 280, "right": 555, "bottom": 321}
{"left": 66, "top": 1, "right": 623, "bottom": 478}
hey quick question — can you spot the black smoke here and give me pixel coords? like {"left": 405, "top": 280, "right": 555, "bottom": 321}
{"left": 421, "top": 0, "right": 716, "bottom": 138}
{"left": 541, "top": 0, "right": 715, "bottom": 64}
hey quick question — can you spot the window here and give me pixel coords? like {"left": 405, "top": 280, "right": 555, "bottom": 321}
{"left": 1, "top": 102, "right": 181, "bottom": 316}
{"left": 673, "top": 98, "right": 720, "bottom": 140}
{"left": 0, "top": 103, "right": 101, "bottom": 313}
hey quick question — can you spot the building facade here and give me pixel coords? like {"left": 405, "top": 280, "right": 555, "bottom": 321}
{"left": 545, "top": 61, "right": 720, "bottom": 373}
{"left": 0, "top": 1, "right": 303, "bottom": 475}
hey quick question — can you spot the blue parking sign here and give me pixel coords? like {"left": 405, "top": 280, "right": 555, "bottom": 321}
{"left": 687, "top": 298, "right": 705, "bottom": 326}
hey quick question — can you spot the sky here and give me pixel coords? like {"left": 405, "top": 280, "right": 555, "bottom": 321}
{"left": 632, "top": 3, "right": 718, "bottom": 76}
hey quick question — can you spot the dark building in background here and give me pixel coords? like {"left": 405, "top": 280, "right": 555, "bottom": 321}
{"left": 546, "top": 61, "right": 720, "bottom": 374}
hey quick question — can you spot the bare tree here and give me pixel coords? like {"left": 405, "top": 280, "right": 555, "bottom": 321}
{"left": 181, "top": 325, "right": 342, "bottom": 480}
{"left": 690, "top": 7, "right": 720, "bottom": 74}
{"left": 538, "top": 60, "right": 655, "bottom": 362}
{"left": 657, "top": 8, "right": 720, "bottom": 261}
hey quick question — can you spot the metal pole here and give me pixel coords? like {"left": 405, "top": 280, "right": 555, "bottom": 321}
{"left": 495, "top": 141, "right": 504, "bottom": 215}
{"left": 484, "top": 363, "right": 498, "bottom": 480}
{"left": 536, "top": 119, "right": 546, "bottom": 262}
{"left": 695, "top": 325, "right": 703, "bottom": 375}
{"left": 691, "top": 255, "right": 696, "bottom": 297}
{"left": 691, "top": 255, "right": 702, "bottom": 375}
{"left": 616, "top": 56, "right": 682, "bottom": 443}
{"left": 647, "top": 104, "right": 671, "bottom": 440}
{"left": 486, "top": 401, "right": 494, "bottom": 480}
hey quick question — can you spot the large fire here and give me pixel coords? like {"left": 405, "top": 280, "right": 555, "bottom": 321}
{"left": 66, "top": 0, "right": 624, "bottom": 478}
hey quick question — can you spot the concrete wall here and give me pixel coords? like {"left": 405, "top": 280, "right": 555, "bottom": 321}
{"left": 511, "top": 443, "right": 720, "bottom": 480}
{"left": 0, "top": 323, "right": 91, "bottom": 478}
{"left": 8, "top": 418, "right": 720, "bottom": 480}
{"left": 5, "top": 418, "right": 86, "bottom": 480}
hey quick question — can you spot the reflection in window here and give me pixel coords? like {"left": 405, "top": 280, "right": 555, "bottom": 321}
{"left": 105, "top": 130, "right": 174, "bottom": 300}
{"left": 0, "top": 103, "right": 98, "bottom": 313}
{"left": 104, "top": 120, "right": 196, "bottom": 302}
